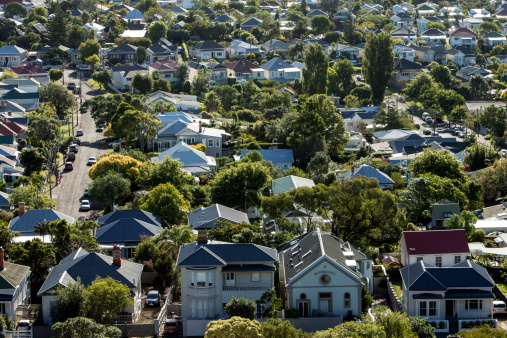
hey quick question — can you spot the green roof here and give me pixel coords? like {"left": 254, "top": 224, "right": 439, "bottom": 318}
{"left": 418, "top": 5, "right": 434, "bottom": 11}
{"left": 432, "top": 203, "right": 460, "bottom": 220}
{"left": 272, "top": 175, "right": 315, "bottom": 195}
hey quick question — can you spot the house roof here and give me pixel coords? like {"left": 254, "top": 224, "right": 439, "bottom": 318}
{"left": 148, "top": 43, "right": 177, "bottom": 55}
{"left": 223, "top": 60, "right": 258, "bottom": 73}
{"left": 188, "top": 204, "right": 250, "bottom": 230}
{"left": 213, "top": 14, "right": 235, "bottom": 23}
{"left": 123, "top": 8, "right": 145, "bottom": 20}
{"left": 307, "top": 9, "right": 328, "bottom": 17}
{"left": 149, "top": 60, "right": 178, "bottom": 71}
{"left": 1, "top": 88, "right": 39, "bottom": 100}
{"left": 373, "top": 129, "right": 417, "bottom": 140}
{"left": 432, "top": 203, "right": 460, "bottom": 221}
{"left": 177, "top": 241, "right": 277, "bottom": 266}
{"left": 97, "top": 209, "right": 161, "bottom": 227}
{"left": 12, "top": 66, "right": 47, "bottom": 75}
{"left": 95, "top": 218, "right": 163, "bottom": 243}
{"left": 260, "top": 57, "right": 293, "bottom": 71}
{"left": 421, "top": 28, "right": 446, "bottom": 36}
{"left": 391, "top": 27, "right": 417, "bottom": 35}
{"left": 0, "top": 45, "right": 26, "bottom": 54}
{"left": 9, "top": 209, "right": 75, "bottom": 235}
{"left": 457, "top": 66, "right": 490, "bottom": 77}
{"left": 241, "top": 17, "right": 262, "bottom": 27}
{"left": 262, "top": 39, "right": 289, "bottom": 51}
{"left": 272, "top": 175, "right": 315, "bottom": 195}
{"left": 0, "top": 261, "right": 30, "bottom": 290}
{"left": 393, "top": 12, "right": 413, "bottom": 20}
{"left": 483, "top": 31, "right": 505, "bottom": 38}
{"left": 401, "top": 229, "right": 469, "bottom": 255}
{"left": 394, "top": 58, "right": 426, "bottom": 71}
{"left": 153, "top": 142, "right": 216, "bottom": 167}
{"left": 338, "top": 165, "right": 394, "bottom": 186}
{"left": 191, "top": 41, "right": 224, "bottom": 51}
{"left": 199, "top": 6, "right": 215, "bottom": 15}
{"left": 381, "top": 256, "right": 401, "bottom": 266}
{"left": 451, "top": 27, "right": 477, "bottom": 37}
{"left": 37, "top": 248, "right": 143, "bottom": 296}
{"left": 240, "top": 149, "right": 294, "bottom": 164}
{"left": 108, "top": 44, "right": 137, "bottom": 54}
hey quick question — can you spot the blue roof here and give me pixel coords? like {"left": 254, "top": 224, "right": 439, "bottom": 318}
{"left": 155, "top": 112, "right": 194, "bottom": 125}
{"left": 260, "top": 58, "right": 293, "bottom": 71}
{"left": 97, "top": 209, "right": 161, "bottom": 227}
{"left": 95, "top": 218, "right": 163, "bottom": 243}
{"left": 338, "top": 165, "right": 394, "bottom": 185}
{"left": 157, "top": 120, "right": 188, "bottom": 136}
{"left": 9, "top": 209, "right": 74, "bottom": 235}
{"left": 0, "top": 45, "right": 26, "bottom": 54}
{"left": 241, "top": 149, "right": 294, "bottom": 164}
{"left": 123, "top": 8, "right": 145, "bottom": 20}
{"left": 445, "top": 290, "right": 494, "bottom": 299}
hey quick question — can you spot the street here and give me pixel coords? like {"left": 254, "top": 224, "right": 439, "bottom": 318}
{"left": 53, "top": 69, "right": 106, "bottom": 220}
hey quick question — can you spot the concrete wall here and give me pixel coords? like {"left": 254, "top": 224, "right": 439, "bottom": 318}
{"left": 183, "top": 319, "right": 212, "bottom": 337}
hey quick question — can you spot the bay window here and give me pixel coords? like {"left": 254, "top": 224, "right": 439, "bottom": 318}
{"left": 190, "top": 271, "right": 214, "bottom": 287}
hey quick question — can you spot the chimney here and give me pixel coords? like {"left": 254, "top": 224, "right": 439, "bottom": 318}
{"left": 29, "top": 72, "right": 32, "bottom": 78}
{"left": 270, "top": 38, "right": 273, "bottom": 44}
{"left": 161, "top": 106, "right": 165, "bottom": 113}
{"left": 18, "top": 202, "right": 25, "bottom": 216}
{"left": 199, "top": 120, "right": 202, "bottom": 133}
{"left": 0, "top": 100, "right": 4, "bottom": 107}
{"left": 197, "top": 230, "right": 208, "bottom": 245}
{"left": 112, "top": 245, "right": 121, "bottom": 266}
{"left": 0, "top": 247, "right": 4, "bottom": 270}
{"left": 7, "top": 112, "right": 11, "bottom": 117}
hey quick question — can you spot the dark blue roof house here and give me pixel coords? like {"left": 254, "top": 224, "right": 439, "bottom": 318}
{"left": 338, "top": 165, "right": 394, "bottom": 190}
{"left": 9, "top": 209, "right": 74, "bottom": 238}
{"left": 240, "top": 149, "right": 294, "bottom": 171}
{"left": 97, "top": 209, "right": 161, "bottom": 227}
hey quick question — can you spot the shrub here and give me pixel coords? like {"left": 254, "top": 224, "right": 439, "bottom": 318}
{"left": 438, "top": 321, "right": 445, "bottom": 329}
{"left": 475, "top": 320, "right": 481, "bottom": 327}
{"left": 224, "top": 297, "right": 256, "bottom": 320}
{"left": 485, "top": 134, "right": 492, "bottom": 140}
{"left": 284, "top": 308, "right": 300, "bottom": 318}
{"left": 429, "top": 321, "right": 437, "bottom": 328}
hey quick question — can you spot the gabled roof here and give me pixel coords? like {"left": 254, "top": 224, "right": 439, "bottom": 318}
{"left": 108, "top": 44, "right": 137, "bottom": 54}
{"left": 391, "top": 27, "right": 417, "bottom": 35}
{"left": 123, "top": 8, "right": 145, "bottom": 20}
{"left": 38, "top": 248, "right": 143, "bottom": 296}
{"left": 1, "top": 88, "right": 39, "bottom": 100}
{"left": 262, "top": 39, "right": 289, "bottom": 51}
{"left": 260, "top": 57, "right": 293, "bottom": 71}
{"left": 149, "top": 60, "right": 178, "bottom": 71}
{"left": 418, "top": 4, "right": 435, "bottom": 10}
{"left": 307, "top": 9, "right": 328, "bottom": 17}
{"left": 148, "top": 43, "right": 177, "bottom": 55}
{"left": 272, "top": 175, "right": 315, "bottom": 195}
{"left": 97, "top": 209, "right": 161, "bottom": 227}
{"left": 9, "top": 209, "right": 74, "bottom": 235}
{"left": 483, "top": 31, "right": 505, "bottom": 38}
{"left": 153, "top": 142, "right": 216, "bottom": 167}
{"left": 12, "top": 66, "right": 47, "bottom": 75}
{"left": 95, "top": 218, "right": 163, "bottom": 243}
{"left": 223, "top": 60, "right": 258, "bottom": 73}
{"left": 0, "top": 45, "right": 26, "bottom": 54}
{"left": 213, "top": 14, "right": 235, "bottom": 23}
{"left": 188, "top": 204, "right": 250, "bottom": 230}
{"left": 394, "top": 58, "right": 426, "bottom": 71}
{"left": 241, "top": 17, "right": 263, "bottom": 27}
{"left": 432, "top": 203, "right": 460, "bottom": 220}
{"left": 338, "top": 165, "right": 394, "bottom": 186}
{"left": 199, "top": 6, "right": 215, "bottom": 15}
{"left": 0, "top": 261, "right": 30, "bottom": 290}
{"left": 421, "top": 28, "right": 446, "bottom": 36}
{"left": 393, "top": 12, "right": 413, "bottom": 20}
{"left": 451, "top": 27, "right": 477, "bottom": 37}
{"left": 191, "top": 41, "right": 224, "bottom": 51}
{"left": 241, "top": 149, "right": 294, "bottom": 164}
{"left": 401, "top": 229, "right": 469, "bottom": 255}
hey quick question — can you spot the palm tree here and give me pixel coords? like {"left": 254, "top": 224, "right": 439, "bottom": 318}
{"left": 157, "top": 225, "right": 195, "bottom": 259}
{"left": 33, "top": 220, "right": 52, "bottom": 243}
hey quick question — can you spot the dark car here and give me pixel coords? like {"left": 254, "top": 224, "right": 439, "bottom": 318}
{"left": 423, "top": 128, "right": 431, "bottom": 135}
{"left": 67, "top": 82, "right": 76, "bottom": 90}
{"left": 75, "top": 138, "right": 81, "bottom": 145}
{"left": 164, "top": 319, "right": 179, "bottom": 334}
{"left": 96, "top": 126, "right": 104, "bottom": 132}
{"left": 64, "top": 162, "right": 73, "bottom": 170}
{"left": 145, "top": 290, "right": 160, "bottom": 307}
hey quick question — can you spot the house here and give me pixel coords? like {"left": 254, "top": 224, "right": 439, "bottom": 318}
{"left": 261, "top": 39, "right": 289, "bottom": 53}
{"left": 470, "top": 8, "right": 491, "bottom": 18}
{"left": 259, "top": 57, "right": 301, "bottom": 82}
{"left": 420, "top": 29, "right": 447, "bottom": 43}
{"left": 176, "top": 232, "right": 277, "bottom": 330}
{"left": 240, "top": 149, "right": 294, "bottom": 170}
{"left": 0, "top": 248, "right": 30, "bottom": 320}
{"left": 38, "top": 247, "right": 143, "bottom": 325}
{"left": 446, "top": 46, "right": 476, "bottom": 67}
{"left": 259, "top": 1, "right": 281, "bottom": 12}
{"left": 440, "top": 6, "right": 462, "bottom": 16}
{"left": 416, "top": 4, "right": 436, "bottom": 15}
{"left": 170, "top": 5, "right": 188, "bottom": 15}
{"left": 187, "top": 61, "right": 228, "bottom": 86}
{"left": 302, "top": 38, "right": 330, "bottom": 54}
{"left": 456, "top": 66, "right": 490, "bottom": 82}
{"left": 240, "top": 17, "right": 262, "bottom": 31}
{"left": 151, "top": 142, "right": 216, "bottom": 175}
{"left": 95, "top": 218, "right": 163, "bottom": 258}
{"left": 338, "top": 165, "right": 394, "bottom": 190}
{"left": 392, "top": 4, "right": 407, "bottom": 12}
{"left": 339, "top": 107, "right": 379, "bottom": 132}
{"left": 417, "top": 16, "right": 441, "bottom": 32}
{"left": 11, "top": 66, "right": 49, "bottom": 83}
{"left": 482, "top": 31, "right": 506, "bottom": 46}
{"left": 226, "top": 40, "right": 265, "bottom": 59}
{"left": 223, "top": 60, "right": 265, "bottom": 80}
{"left": 189, "top": 41, "right": 225, "bottom": 62}
{"left": 391, "top": 27, "right": 417, "bottom": 44}
{"left": 307, "top": 9, "right": 328, "bottom": 19}
{"left": 372, "top": 129, "right": 418, "bottom": 143}
{"left": 345, "top": 131, "right": 369, "bottom": 152}
{"left": 391, "top": 12, "right": 414, "bottom": 28}
{"left": 122, "top": 8, "right": 145, "bottom": 23}
{"left": 98, "top": 209, "right": 161, "bottom": 227}
{"left": 401, "top": 260, "right": 496, "bottom": 332}
{"left": 450, "top": 27, "right": 477, "bottom": 47}
{"left": 400, "top": 230, "right": 469, "bottom": 267}
{"left": 1, "top": 78, "right": 40, "bottom": 92}
{"left": 462, "top": 18, "right": 483, "bottom": 30}
{"left": 147, "top": 43, "right": 177, "bottom": 64}
{"left": 394, "top": 43, "right": 415, "bottom": 62}
{"left": 110, "top": 64, "right": 149, "bottom": 91}
{"left": 428, "top": 203, "right": 461, "bottom": 229}
{"left": 107, "top": 44, "right": 137, "bottom": 64}
{"left": 333, "top": 44, "right": 360, "bottom": 61}
{"left": 381, "top": 255, "right": 401, "bottom": 266}
{"left": 0, "top": 45, "right": 27, "bottom": 69}
{"left": 391, "top": 58, "right": 427, "bottom": 89}
{"left": 272, "top": 175, "right": 315, "bottom": 195}
{"left": 412, "top": 45, "right": 436, "bottom": 63}
{"left": 334, "top": 8, "right": 356, "bottom": 21}
{"left": 147, "top": 92, "right": 201, "bottom": 112}
{"left": 277, "top": 229, "right": 373, "bottom": 318}
{"left": 188, "top": 204, "right": 249, "bottom": 230}
{"left": 1, "top": 88, "right": 39, "bottom": 111}
{"left": 82, "top": 22, "right": 105, "bottom": 40}
{"left": 502, "top": 22, "right": 507, "bottom": 35}
{"left": 8, "top": 206, "right": 74, "bottom": 239}
{"left": 149, "top": 60, "right": 179, "bottom": 84}
{"left": 212, "top": 13, "right": 236, "bottom": 24}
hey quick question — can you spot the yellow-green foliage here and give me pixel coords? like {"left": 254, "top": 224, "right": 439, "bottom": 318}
{"left": 190, "top": 143, "right": 207, "bottom": 153}
{"left": 205, "top": 317, "right": 262, "bottom": 338}
{"left": 88, "top": 154, "right": 143, "bottom": 183}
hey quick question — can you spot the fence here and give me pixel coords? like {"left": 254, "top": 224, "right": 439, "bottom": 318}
{"left": 113, "top": 323, "right": 154, "bottom": 338}
{"left": 154, "top": 288, "right": 172, "bottom": 337}
{"left": 2, "top": 330, "right": 32, "bottom": 338}
{"left": 387, "top": 279, "right": 403, "bottom": 312}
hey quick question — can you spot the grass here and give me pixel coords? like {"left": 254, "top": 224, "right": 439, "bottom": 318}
{"left": 494, "top": 277, "right": 507, "bottom": 296}
{"left": 390, "top": 279, "right": 403, "bottom": 300}
{"left": 87, "top": 79, "right": 116, "bottom": 94}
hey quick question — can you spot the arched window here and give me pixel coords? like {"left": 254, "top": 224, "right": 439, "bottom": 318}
{"left": 300, "top": 293, "right": 306, "bottom": 300}
{"left": 344, "top": 293, "right": 351, "bottom": 308}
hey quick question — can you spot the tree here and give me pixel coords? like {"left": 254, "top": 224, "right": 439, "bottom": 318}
{"left": 464, "top": 143, "right": 500, "bottom": 171}
{"left": 19, "top": 148, "right": 45, "bottom": 176}
{"left": 139, "top": 158, "right": 194, "bottom": 200}
{"left": 479, "top": 21, "right": 500, "bottom": 34}
{"left": 49, "top": 69, "right": 64, "bottom": 82}
{"left": 310, "top": 15, "right": 331, "bottom": 35}
{"left": 410, "top": 149, "right": 466, "bottom": 182}
{"left": 176, "top": 63, "right": 189, "bottom": 84}
{"left": 318, "top": 0, "right": 342, "bottom": 14}
{"left": 362, "top": 32, "right": 395, "bottom": 104}
{"left": 5, "top": 2, "right": 26, "bottom": 16}
{"left": 155, "top": 225, "right": 195, "bottom": 259}
{"left": 67, "top": 25, "right": 88, "bottom": 49}
{"left": 372, "top": 307, "right": 417, "bottom": 338}
{"left": 0, "top": 18, "right": 16, "bottom": 41}
{"left": 27, "top": 116, "right": 60, "bottom": 145}
{"left": 135, "top": 0, "right": 159, "bottom": 12}
{"left": 334, "top": 59, "right": 355, "bottom": 93}
{"left": 193, "top": 69, "right": 211, "bottom": 96}
{"left": 52, "top": 317, "right": 121, "bottom": 338}
{"left": 224, "top": 298, "right": 256, "bottom": 320}
{"left": 205, "top": 317, "right": 262, "bottom": 338}
{"left": 444, "top": 210, "right": 478, "bottom": 240}
{"left": 261, "top": 319, "right": 306, "bottom": 338}
{"left": 430, "top": 64, "right": 452, "bottom": 88}
{"left": 85, "top": 277, "right": 132, "bottom": 324}
{"left": 300, "top": 0, "right": 308, "bottom": 15}
{"left": 148, "top": 21, "right": 168, "bottom": 43}
{"left": 133, "top": 239, "right": 159, "bottom": 262}
{"left": 38, "top": 82, "right": 75, "bottom": 119}
{"left": 51, "top": 279, "right": 87, "bottom": 323}
{"left": 78, "top": 40, "right": 101, "bottom": 63}
{"left": 48, "top": 4, "right": 68, "bottom": 45}
{"left": 85, "top": 54, "right": 100, "bottom": 72}
{"left": 480, "top": 104, "right": 507, "bottom": 137}
{"left": 470, "top": 74, "right": 490, "bottom": 100}
{"left": 407, "top": 317, "right": 435, "bottom": 338}
{"left": 91, "top": 70, "right": 112, "bottom": 90}
{"left": 313, "top": 321, "right": 386, "bottom": 338}
{"left": 256, "top": 290, "right": 282, "bottom": 318}
{"left": 131, "top": 72, "right": 153, "bottom": 94}
{"left": 88, "top": 171, "right": 131, "bottom": 206}
{"left": 210, "top": 162, "right": 271, "bottom": 210}
{"left": 9, "top": 186, "right": 56, "bottom": 209}
{"left": 478, "top": 157, "right": 507, "bottom": 198}
{"left": 303, "top": 43, "right": 329, "bottom": 95}
{"left": 88, "top": 154, "right": 143, "bottom": 183}
{"left": 136, "top": 46, "right": 147, "bottom": 64}
{"left": 140, "top": 183, "right": 189, "bottom": 226}
{"left": 426, "top": 21, "right": 445, "bottom": 31}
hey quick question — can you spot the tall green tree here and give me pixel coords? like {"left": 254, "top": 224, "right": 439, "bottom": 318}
{"left": 131, "top": 73, "right": 153, "bottom": 94}
{"left": 192, "top": 69, "right": 210, "bottom": 96}
{"left": 38, "top": 82, "right": 75, "bottom": 119}
{"left": 85, "top": 277, "right": 132, "bottom": 324}
{"left": 303, "top": 43, "right": 329, "bottom": 95}
{"left": 147, "top": 21, "right": 168, "bottom": 43}
{"left": 91, "top": 70, "right": 112, "bottom": 90}
{"left": 140, "top": 183, "right": 189, "bottom": 226}
{"left": 480, "top": 104, "right": 507, "bottom": 137}
{"left": 5, "top": 2, "right": 27, "bottom": 17}
{"left": 51, "top": 279, "right": 87, "bottom": 323}
{"left": 48, "top": 4, "right": 68, "bottom": 45}
{"left": 362, "top": 32, "right": 395, "bottom": 104}
{"left": 88, "top": 171, "right": 131, "bottom": 206}
{"left": 310, "top": 15, "right": 332, "bottom": 35}
{"left": 78, "top": 40, "right": 100, "bottom": 63}
{"left": 464, "top": 143, "right": 500, "bottom": 171}
{"left": 139, "top": 158, "right": 194, "bottom": 200}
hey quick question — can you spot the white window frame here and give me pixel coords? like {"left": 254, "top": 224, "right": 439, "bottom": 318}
{"left": 435, "top": 256, "right": 442, "bottom": 267}
{"left": 208, "top": 139, "right": 214, "bottom": 147}
{"left": 454, "top": 256, "right": 461, "bottom": 264}
{"left": 418, "top": 300, "right": 438, "bottom": 317}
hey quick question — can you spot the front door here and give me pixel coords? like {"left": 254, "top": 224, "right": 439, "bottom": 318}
{"left": 297, "top": 301, "right": 309, "bottom": 317}
{"left": 446, "top": 300, "right": 454, "bottom": 317}
{"left": 319, "top": 300, "right": 329, "bottom": 313}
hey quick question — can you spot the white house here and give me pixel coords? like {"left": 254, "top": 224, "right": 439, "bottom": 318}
{"left": 110, "top": 63, "right": 149, "bottom": 91}
{"left": 462, "top": 18, "right": 483, "bottom": 30}
{"left": 420, "top": 28, "right": 447, "bottom": 43}
{"left": 482, "top": 31, "right": 507, "bottom": 46}
{"left": 151, "top": 142, "right": 216, "bottom": 175}
{"left": 82, "top": 22, "right": 105, "bottom": 40}
{"left": 393, "top": 43, "right": 415, "bottom": 62}
{"left": 259, "top": 57, "right": 301, "bottom": 82}
{"left": 391, "top": 12, "right": 414, "bottom": 28}
{"left": 189, "top": 41, "right": 226, "bottom": 62}
{"left": 0, "top": 248, "right": 30, "bottom": 320}
{"left": 0, "top": 45, "right": 27, "bottom": 69}
{"left": 450, "top": 27, "right": 477, "bottom": 47}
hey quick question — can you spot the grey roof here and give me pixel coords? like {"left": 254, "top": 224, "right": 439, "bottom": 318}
{"left": 177, "top": 241, "right": 277, "bottom": 266}
{"left": 240, "top": 149, "right": 294, "bottom": 163}
{"left": 0, "top": 261, "right": 30, "bottom": 290}
{"left": 277, "top": 229, "right": 371, "bottom": 284}
{"left": 338, "top": 165, "right": 394, "bottom": 186}
{"left": 191, "top": 41, "right": 224, "bottom": 51}
{"left": 108, "top": 44, "right": 137, "bottom": 54}
{"left": 260, "top": 57, "right": 293, "bottom": 71}
{"left": 241, "top": 17, "right": 262, "bottom": 27}
{"left": 394, "top": 58, "right": 426, "bottom": 71}
{"left": 9, "top": 209, "right": 74, "bottom": 235}
{"left": 97, "top": 209, "right": 161, "bottom": 227}
{"left": 272, "top": 175, "right": 315, "bottom": 195}
{"left": 474, "top": 203, "right": 507, "bottom": 220}
{"left": 262, "top": 40, "right": 289, "bottom": 51}
{"left": 187, "top": 204, "right": 250, "bottom": 230}
{"left": 421, "top": 28, "right": 446, "bottom": 36}
{"left": 95, "top": 218, "right": 163, "bottom": 244}
{"left": 38, "top": 248, "right": 143, "bottom": 296}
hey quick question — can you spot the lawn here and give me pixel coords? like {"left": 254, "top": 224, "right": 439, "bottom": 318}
{"left": 390, "top": 279, "right": 403, "bottom": 300}
{"left": 87, "top": 79, "right": 116, "bottom": 94}
{"left": 495, "top": 277, "right": 507, "bottom": 296}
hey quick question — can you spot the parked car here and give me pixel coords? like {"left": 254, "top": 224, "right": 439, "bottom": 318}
{"left": 16, "top": 320, "right": 31, "bottom": 331}
{"left": 67, "top": 82, "right": 76, "bottom": 90}
{"left": 164, "top": 319, "right": 179, "bottom": 334}
{"left": 67, "top": 152, "right": 76, "bottom": 161}
{"left": 80, "top": 200, "right": 91, "bottom": 211}
{"left": 500, "top": 149, "right": 507, "bottom": 157}
{"left": 87, "top": 157, "right": 97, "bottom": 166}
{"left": 96, "top": 126, "right": 104, "bottom": 132}
{"left": 69, "top": 144, "right": 79, "bottom": 153}
{"left": 357, "top": 75, "right": 365, "bottom": 82}
{"left": 84, "top": 187, "right": 88, "bottom": 196}
{"left": 414, "top": 124, "right": 420, "bottom": 129}
{"left": 73, "top": 86, "right": 81, "bottom": 94}
{"left": 431, "top": 131, "right": 439, "bottom": 136}
{"left": 75, "top": 138, "right": 81, "bottom": 145}
{"left": 423, "top": 128, "right": 431, "bottom": 135}
{"left": 425, "top": 117, "right": 433, "bottom": 123}
{"left": 458, "top": 131, "right": 466, "bottom": 138}
{"left": 494, "top": 301, "right": 507, "bottom": 315}
{"left": 76, "top": 129, "right": 83, "bottom": 136}
{"left": 97, "top": 65, "right": 109, "bottom": 71}
{"left": 109, "top": 139, "right": 124, "bottom": 148}
{"left": 454, "top": 128, "right": 462, "bottom": 136}
{"left": 64, "top": 162, "right": 73, "bottom": 170}
{"left": 488, "top": 231, "right": 503, "bottom": 236}
{"left": 145, "top": 290, "right": 161, "bottom": 307}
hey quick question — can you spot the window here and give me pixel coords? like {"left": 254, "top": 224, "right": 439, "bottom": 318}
{"left": 435, "top": 256, "right": 442, "bottom": 267}
{"left": 208, "top": 139, "right": 214, "bottom": 147}
{"left": 215, "top": 138, "right": 220, "bottom": 147}
{"left": 190, "top": 271, "right": 213, "bottom": 287}
{"left": 465, "top": 300, "right": 482, "bottom": 310}
{"left": 419, "top": 301, "right": 427, "bottom": 316}
{"left": 443, "top": 212, "right": 453, "bottom": 218}
{"left": 454, "top": 256, "right": 461, "bottom": 264}
{"left": 429, "top": 301, "right": 437, "bottom": 316}
{"left": 196, "top": 272, "right": 206, "bottom": 287}
{"left": 191, "top": 299, "right": 214, "bottom": 318}
{"left": 344, "top": 293, "right": 351, "bottom": 308}
{"left": 320, "top": 275, "right": 331, "bottom": 284}
{"left": 252, "top": 272, "right": 260, "bottom": 282}
{"left": 215, "top": 153, "right": 220, "bottom": 158}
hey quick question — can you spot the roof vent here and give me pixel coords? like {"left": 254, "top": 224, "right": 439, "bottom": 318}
{"left": 344, "top": 251, "right": 354, "bottom": 258}
{"left": 345, "top": 260, "right": 357, "bottom": 269}
{"left": 292, "top": 249, "right": 301, "bottom": 256}
{"left": 294, "top": 261, "right": 303, "bottom": 269}
{"left": 302, "top": 251, "right": 311, "bottom": 258}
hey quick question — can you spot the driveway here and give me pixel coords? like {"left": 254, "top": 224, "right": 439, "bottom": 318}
{"left": 53, "top": 69, "right": 106, "bottom": 220}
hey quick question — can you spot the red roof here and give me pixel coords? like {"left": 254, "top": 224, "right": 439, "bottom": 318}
{"left": 0, "top": 123, "right": 17, "bottom": 136}
{"left": 12, "top": 65, "right": 48, "bottom": 75}
{"left": 3, "top": 121, "right": 24, "bottom": 134}
{"left": 223, "top": 60, "right": 258, "bottom": 73}
{"left": 149, "top": 60, "right": 178, "bottom": 71}
{"left": 451, "top": 27, "right": 476, "bottom": 37}
{"left": 381, "top": 256, "right": 401, "bottom": 266}
{"left": 401, "top": 230, "right": 469, "bottom": 255}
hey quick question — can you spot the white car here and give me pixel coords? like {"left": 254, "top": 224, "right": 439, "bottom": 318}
{"left": 494, "top": 301, "right": 507, "bottom": 315}
{"left": 500, "top": 149, "right": 507, "bottom": 157}
{"left": 87, "top": 157, "right": 97, "bottom": 165}
{"left": 80, "top": 200, "right": 91, "bottom": 211}
{"left": 16, "top": 320, "right": 31, "bottom": 331}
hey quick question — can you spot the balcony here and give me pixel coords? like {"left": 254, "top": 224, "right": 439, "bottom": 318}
{"left": 222, "top": 284, "right": 271, "bottom": 291}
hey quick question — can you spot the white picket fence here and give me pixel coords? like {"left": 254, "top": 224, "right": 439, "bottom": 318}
{"left": 2, "top": 329, "right": 32, "bottom": 338}
{"left": 154, "top": 290, "right": 172, "bottom": 337}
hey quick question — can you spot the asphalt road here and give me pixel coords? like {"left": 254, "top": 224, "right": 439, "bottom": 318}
{"left": 54, "top": 69, "right": 106, "bottom": 220}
